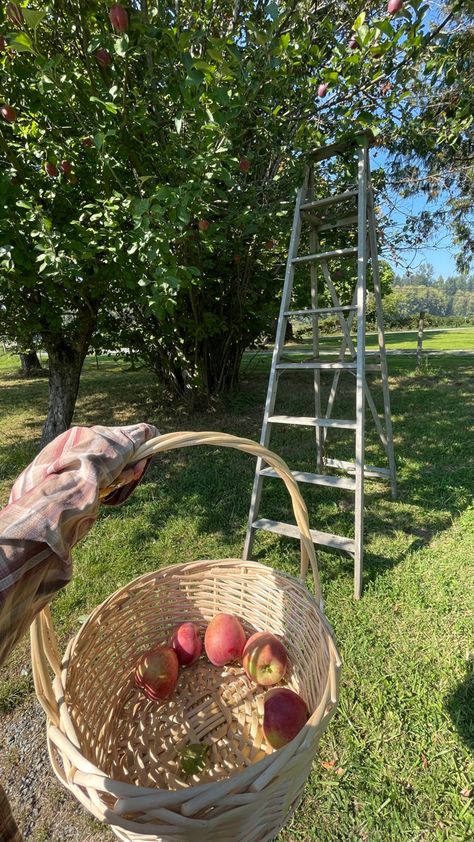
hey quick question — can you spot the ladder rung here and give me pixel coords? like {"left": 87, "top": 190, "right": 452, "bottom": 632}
{"left": 323, "top": 458, "right": 391, "bottom": 479}
{"left": 276, "top": 361, "right": 381, "bottom": 371}
{"left": 259, "top": 467, "right": 356, "bottom": 491}
{"left": 252, "top": 519, "right": 355, "bottom": 554}
{"left": 292, "top": 247, "right": 357, "bottom": 265}
{"left": 312, "top": 214, "right": 359, "bottom": 232}
{"left": 300, "top": 190, "right": 358, "bottom": 212}
{"left": 284, "top": 305, "right": 357, "bottom": 317}
{"left": 268, "top": 415, "right": 356, "bottom": 429}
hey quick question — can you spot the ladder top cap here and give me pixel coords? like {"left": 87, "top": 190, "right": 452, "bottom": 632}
{"left": 309, "top": 129, "right": 374, "bottom": 162}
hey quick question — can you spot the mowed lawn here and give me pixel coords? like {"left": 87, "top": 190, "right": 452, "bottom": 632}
{"left": 0, "top": 343, "right": 473, "bottom": 841}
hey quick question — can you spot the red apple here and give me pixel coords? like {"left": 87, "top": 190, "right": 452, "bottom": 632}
{"left": 1, "top": 105, "right": 17, "bottom": 123}
{"left": 204, "top": 614, "right": 247, "bottom": 666}
{"left": 96, "top": 48, "right": 111, "bottom": 67}
{"left": 0, "top": 36, "right": 7, "bottom": 52}
{"left": 317, "top": 83, "right": 328, "bottom": 98}
{"left": 109, "top": 4, "right": 129, "bottom": 32}
{"left": 6, "top": 3, "right": 23, "bottom": 28}
{"left": 242, "top": 632, "right": 288, "bottom": 687}
{"left": 233, "top": 253, "right": 241, "bottom": 263}
{"left": 263, "top": 687, "right": 309, "bottom": 749}
{"left": 198, "top": 219, "right": 209, "bottom": 232}
{"left": 44, "top": 162, "right": 58, "bottom": 178}
{"left": 82, "top": 136, "right": 93, "bottom": 148}
{"left": 170, "top": 622, "right": 202, "bottom": 666}
{"left": 239, "top": 158, "right": 250, "bottom": 173}
{"left": 135, "top": 645, "right": 179, "bottom": 701}
{"left": 60, "top": 160, "right": 72, "bottom": 175}
{"left": 349, "top": 37, "right": 358, "bottom": 50}
{"left": 387, "top": 0, "right": 403, "bottom": 14}
{"left": 264, "top": 240, "right": 275, "bottom": 249}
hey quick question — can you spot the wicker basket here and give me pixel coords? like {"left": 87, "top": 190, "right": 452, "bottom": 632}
{"left": 30, "top": 432, "right": 341, "bottom": 842}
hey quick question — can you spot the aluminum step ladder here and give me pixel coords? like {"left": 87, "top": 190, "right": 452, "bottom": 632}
{"left": 243, "top": 132, "right": 397, "bottom": 599}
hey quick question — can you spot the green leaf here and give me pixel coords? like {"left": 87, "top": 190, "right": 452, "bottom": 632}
{"left": 266, "top": 2, "right": 280, "bottom": 22}
{"left": 90, "top": 97, "right": 119, "bottom": 115}
{"left": 114, "top": 35, "right": 129, "bottom": 57}
{"left": 179, "top": 744, "right": 210, "bottom": 776}
{"left": 353, "top": 12, "right": 366, "bottom": 30}
{"left": 174, "top": 117, "right": 183, "bottom": 134}
{"left": 9, "top": 32, "right": 35, "bottom": 54}
{"left": 22, "top": 9, "right": 47, "bottom": 30}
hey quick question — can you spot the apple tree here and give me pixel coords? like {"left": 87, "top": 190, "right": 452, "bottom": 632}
{"left": 0, "top": 0, "right": 459, "bottom": 444}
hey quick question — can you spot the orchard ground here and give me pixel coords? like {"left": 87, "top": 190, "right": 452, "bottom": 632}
{"left": 0, "top": 337, "right": 473, "bottom": 841}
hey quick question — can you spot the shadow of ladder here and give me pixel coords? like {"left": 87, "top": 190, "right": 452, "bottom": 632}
{"left": 242, "top": 131, "right": 397, "bottom": 599}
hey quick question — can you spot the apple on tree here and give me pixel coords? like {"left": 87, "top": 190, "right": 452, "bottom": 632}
{"left": 60, "top": 160, "right": 73, "bottom": 175}
{"left": 198, "top": 219, "right": 210, "bottom": 232}
{"left": 44, "top": 162, "right": 58, "bottom": 178}
{"left": 95, "top": 48, "right": 111, "bottom": 68}
{"left": 317, "top": 83, "right": 328, "bottom": 98}
{"left": 1, "top": 104, "right": 17, "bottom": 123}
{"left": 387, "top": 0, "right": 403, "bottom": 14}
{"left": 109, "top": 4, "right": 129, "bottom": 32}
{"left": 239, "top": 158, "right": 250, "bottom": 173}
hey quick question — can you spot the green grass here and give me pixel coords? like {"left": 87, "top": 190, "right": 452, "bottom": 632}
{"left": 256, "top": 326, "right": 474, "bottom": 356}
{"left": 0, "top": 347, "right": 473, "bottom": 841}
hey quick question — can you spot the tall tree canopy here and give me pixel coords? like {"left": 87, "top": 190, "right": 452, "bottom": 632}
{"left": 0, "top": 0, "right": 469, "bottom": 443}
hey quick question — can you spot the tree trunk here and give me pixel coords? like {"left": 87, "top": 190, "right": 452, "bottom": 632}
{"left": 19, "top": 350, "right": 44, "bottom": 376}
{"left": 41, "top": 309, "right": 97, "bottom": 447}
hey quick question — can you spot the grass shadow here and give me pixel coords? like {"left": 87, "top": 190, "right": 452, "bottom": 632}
{"left": 445, "top": 656, "right": 474, "bottom": 754}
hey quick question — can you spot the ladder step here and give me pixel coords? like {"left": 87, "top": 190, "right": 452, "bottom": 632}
{"left": 268, "top": 415, "right": 356, "bottom": 429}
{"left": 259, "top": 467, "right": 356, "bottom": 491}
{"left": 284, "top": 305, "right": 357, "bottom": 317}
{"left": 300, "top": 190, "right": 358, "bottom": 212}
{"left": 276, "top": 361, "right": 381, "bottom": 371}
{"left": 311, "top": 214, "right": 359, "bottom": 232}
{"left": 252, "top": 519, "right": 355, "bottom": 554}
{"left": 324, "top": 458, "right": 391, "bottom": 479}
{"left": 292, "top": 247, "right": 357, "bottom": 265}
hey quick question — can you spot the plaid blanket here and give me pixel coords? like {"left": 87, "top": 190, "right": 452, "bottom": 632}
{"left": 0, "top": 422, "right": 159, "bottom": 841}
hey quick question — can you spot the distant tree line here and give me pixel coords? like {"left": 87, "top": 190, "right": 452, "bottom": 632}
{"left": 382, "top": 263, "right": 474, "bottom": 326}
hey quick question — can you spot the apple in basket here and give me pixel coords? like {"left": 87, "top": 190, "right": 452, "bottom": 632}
{"left": 204, "top": 613, "right": 247, "bottom": 666}
{"left": 134, "top": 645, "right": 179, "bottom": 701}
{"left": 170, "top": 622, "right": 202, "bottom": 666}
{"left": 242, "top": 631, "right": 288, "bottom": 686}
{"left": 263, "top": 688, "right": 309, "bottom": 749}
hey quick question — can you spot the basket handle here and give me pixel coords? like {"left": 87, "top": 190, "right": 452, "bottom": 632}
{"left": 130, "top": 431, "right": 322, "bottom": 603}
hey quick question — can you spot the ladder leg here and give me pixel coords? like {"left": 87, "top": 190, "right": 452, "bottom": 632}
{"left": 309, "top": 170, "right": 323, "bottom": 469}
{"left": 243, "top": 172, "right": 308, "bottom": 560}
{"left": 354, "top": 146, "right": 368, "bottom": 599}
{"left": 367, "top": 182, "right": 397, "bottom": 499}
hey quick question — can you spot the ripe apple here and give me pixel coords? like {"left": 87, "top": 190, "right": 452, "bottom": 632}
{"left": 242, "top": 632, "right": 288, "bottom": 687}
{"left": 170, "top": 622, "right": 202, "bottom": 666}
{"left": 263, "top": 687, "right": 309, "bottom": 749}
{"left": 44, "top": 162, "right": 58, "bottom": 178}
{"left": 6, "top": 3, "right": 23, "bottom": 28}
{"left": 349, "top": 37, "right": 358, "bottom": 50}
{"left": 96, "top": 48, "right": 111, "bottom": 67}
{"left": 82, "top": 136, "right": 93, "bottom": 148}
{"left": 109, "top": 4, "right": 129, "bottom": 32}
{"left": 1, "top": 105, "right": 17, "bottom": 123}
{"left": 134, "top": 645, "right": 179, "bottom": 701}
{"left": 60, "top": 160, "right": 72, "bottom": 175}
{"left": 387, "top": 0, "right": 403, "bottom": 14}
{"left": 317, "top": 83, "right": 328, "bottom": 98}
{"left": 265, "top": 240, "right": 275, "bottom": 249}
{"left": 198, "top": 219, "right": 209, "bottom": 232}
{"left": 239, "top": 158, "right": 250, "bottom": 173}
{"left": 204, "top": 614, "right": 247, "bottom": 666}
